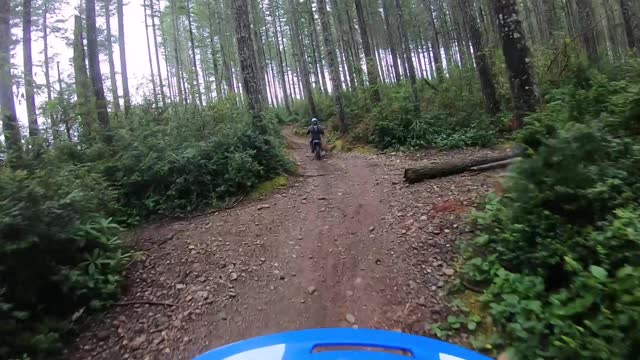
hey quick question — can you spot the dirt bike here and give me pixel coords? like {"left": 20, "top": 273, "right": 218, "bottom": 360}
{"left": 312, "top": 139, "right": 322, "bottom": 160}
{"left": 194, "top": 328, "right": 492, "bottom": 359}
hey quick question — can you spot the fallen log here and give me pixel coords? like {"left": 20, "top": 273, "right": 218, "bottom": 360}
{"left": 404, "top": 151, "right": 522, "bottom": 184}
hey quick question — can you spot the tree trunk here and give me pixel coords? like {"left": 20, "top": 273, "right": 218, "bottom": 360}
{"left": 150, "top": 0, "right": 166, "bottom": 107}
{"left": 250, "top": 0, "right": 269, "bottom": 104}
{"left": 234, "top": 0, "right": 264, "bottom": 124}
{"left": 85, "top": 0, "right": 111, "bottom": 139}
{"left": 171, "top": 0, "right": 185, "bottom": 103}
{"left": 317, "top": 0, "right": 346, "bottom": 132}
{"left": 117, "top": 0, "right": 131, "bottom": 113}
{"left": 620, "top": 0, "right": 640, "bottom": 50}
{"left": 57, "top": 61, "right": 72, "bottom": 141}
{"left": 288, "top": 0, "right": 317, "bottom": 117}
{"left": 461, "top": 0, "right": 500, "bottom": 115}
{"left": 159, "top": 7, "right": 175, "bottom": 102}
{"left": 207, "top": 3, "right": 223, "bottom": 100}
{"left": 575, "top": 0, "right": 599, "bottom": 61}
{"left": 23, "top": 0, "right": 39, "bottom": 137}
{"left": 186, "top": 0, "right": 203, "bottom": 106}
{"left": 216, "top": 0, "right": 235, "bottom": 96}
{"left": 306, "top": 0, "right": 325, "bottom": 94}
{"left": 270, "top": 0, "right": 291, "bottom": 114}
{"left": 394, "top": 0, "right": 419, "bottom": 108}
{"left": 493, "top": 0, "right": 538, "bottom": 128}
{"left": 104, "top": 0, "right": 121, "bottom": 112}
{"left": 382, "top": 0, "right": 402, "bottom": 82}
{"left": 423, "top": 0, "right": 444, "bottom": 79}
{"left": 0, "top": 0, "right": 22, "bottom": 155}
{"left": 43, "top": 3, "right": 55, "bottom": 129}
{"left": 404, "top": 152, "right": 521, "bottom": 183}
{"left": 143, "top": 0, "right": 158, "bottom": 107}
{"left": 355, "top": 0, "right": 381, "bottom": 102}
{"left": 73, "top": 15, "right": 95, "bottom": 135}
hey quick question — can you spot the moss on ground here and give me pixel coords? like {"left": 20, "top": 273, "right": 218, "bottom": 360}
{"left": 250, "top": 176, "right": 288, "bottom": 199}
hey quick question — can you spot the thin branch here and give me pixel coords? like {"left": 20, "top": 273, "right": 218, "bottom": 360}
{"left": 114, "top": 300, "right": 180, "bottom": 307}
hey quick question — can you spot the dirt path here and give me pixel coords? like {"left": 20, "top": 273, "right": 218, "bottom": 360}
{"left": 69, "top": 128, "right": 504, "bottom": 360}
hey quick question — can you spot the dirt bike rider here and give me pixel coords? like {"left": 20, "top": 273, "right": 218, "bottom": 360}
{"left": 306, "top": 118, "right": 325, "bottom": 153}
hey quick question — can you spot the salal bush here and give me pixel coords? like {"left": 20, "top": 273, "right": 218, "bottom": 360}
{"left": 1, "top": 102, "right": 290, "bottom": 359}
{"left": 463, "top": 69, "right": 640, "bottom": 359}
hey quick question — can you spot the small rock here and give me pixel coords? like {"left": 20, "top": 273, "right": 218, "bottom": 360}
{"left": 369, "top": 226, "right": 375, "bottom": 232}
{"left": 437, "top": 281, "right": 445, "bottom": 288}
{"left": 307, "top": 286, "right": 317, "bottom": 295}
{"left": 345, "top": 313, "right": 356, "bottom": 324}
{"left": 218, "top": 312, "right": 228, "bottom": 321}
{"left": 409, "top": 280, "right": 418, "bottom": 290}
{"left": 279, "top": 274, "right": 286, "bottom": 280}
{"left": 317, "top": 196, "right": 327, "bottom": 200}
{"left": 257, "top": 204, "right": 271, "bottom": 210}
{"left": 195, "top": 290, "right": 209, "bottom": 301}
{"left": 175, "top": 283, "right": 186, "bottom": 290}
{"left": 230, "top": 272, "right": 239, "bottom": 281}
{"left": 420, "top": 215, "right": 428, "bottom": 221}
{"left": 444, "top": 268, "right": 455, "bottom": 276}
{"left": 375, "top": 259, "right": 382, "bottom": 265}
{"left": 129, "top": 335, "right": 147, "bottom": 350}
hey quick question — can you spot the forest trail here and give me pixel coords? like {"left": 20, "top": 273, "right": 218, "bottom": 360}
{"left": 70, "top": 128, "right": 504, "bottom": 360}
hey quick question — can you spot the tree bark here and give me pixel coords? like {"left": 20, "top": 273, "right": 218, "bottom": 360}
{"left": 404, "top": 152, "right": 521, "bottom": 183}
{"left": 149, "top": 0, "right": 166, "bottom": 106}
{"left": 288, "top": 0, "right": 317, "bottom": 117}
{"left": 493, "top": 0, "right": 538, "bottom": 128}
{"left": 207, "top": 3, "right": 223, "bottom": 100}
{"left": 0, "top": 0, "right": 22, "bottom": 155}
{"left": 186, "top": 0, "right": 203, "bottom": 106}
{"left": 382, "top": 0, "right": 402, "bottom": 82}
{"left": 270, "top": 0, "right": 291, "bottom": 113}
{"left": 355, "top": 0, "right": 381, "bottom": 102}
{"left": 56, "top": 61, "right": 72, "bottom": 141}
{"left": 317, "top": 0, "right": 347, "bottom": 133}
{"left": 143, "top": 0, "right": 158, "bottom": 107}
{"left": 423, "top": 0, "right": 444, "bottom": 80}
{"left": 394, "top": 0, "right": 419, "bottom": 109}
{"left": 234, "top": 0, "right": 264, "bottom": 124}
{"left": 43, "top": 2, "right": 55, "bottom": 129}
{"left": 117, "top": 0, "right": 131, "bottom": 113}
{"left": 23, "top": 0, "right": 39, "bottom": 137}
{"left": 73, "top": 14, "right": 95, "bottom": 135}
{"left": 461, "top": 0, "right": 500, "bottom": 115}
{"left": 620, "top": 0, "right": 640, "bottom": 50}
{"left": 104, "top": 0, "right": 121, "bottom": 112}
{"left": 575, "top": 0, "right": 599, "bottom": 61}
{"left": 86, "top": 0, "right": 111, "bottom": 140}
{"left": 170, "top": 0, "right": 185, "bottom": 103}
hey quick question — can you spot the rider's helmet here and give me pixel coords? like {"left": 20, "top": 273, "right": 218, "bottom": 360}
{"left": 311, "top": 118, "right": 318, "bottom": 125}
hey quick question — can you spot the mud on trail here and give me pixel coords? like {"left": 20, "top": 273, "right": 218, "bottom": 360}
{"left": 69, "top": 128, "right": 503, "bottom": 360}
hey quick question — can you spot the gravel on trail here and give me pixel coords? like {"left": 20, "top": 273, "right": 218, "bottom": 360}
{"left": 68, "top": 127, "right": 503, "bottom": 360}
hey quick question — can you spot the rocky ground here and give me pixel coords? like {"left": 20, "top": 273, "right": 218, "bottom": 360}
{"left": 68, "top": 128, "right": 504, "bottom": 360}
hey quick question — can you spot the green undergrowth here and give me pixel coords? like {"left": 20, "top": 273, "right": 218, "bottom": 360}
{"left": 1, "top": 101, "right": 290, "bottom": 359}
{"left": 441, "top": 62, "right": 640, "bottom": 359}
{"left": 250, "top": 175, "right": 289, "bottom": 199}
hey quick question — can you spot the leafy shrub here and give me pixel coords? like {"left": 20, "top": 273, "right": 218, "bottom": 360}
{"left": 0, "top": 164, "right": 129, "bottom": 359}
{"left": 0, "top": 102, "right": 290, "bottom": 359}
{"left": 462, "top": 69, "right": 640, "bottom": 359}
